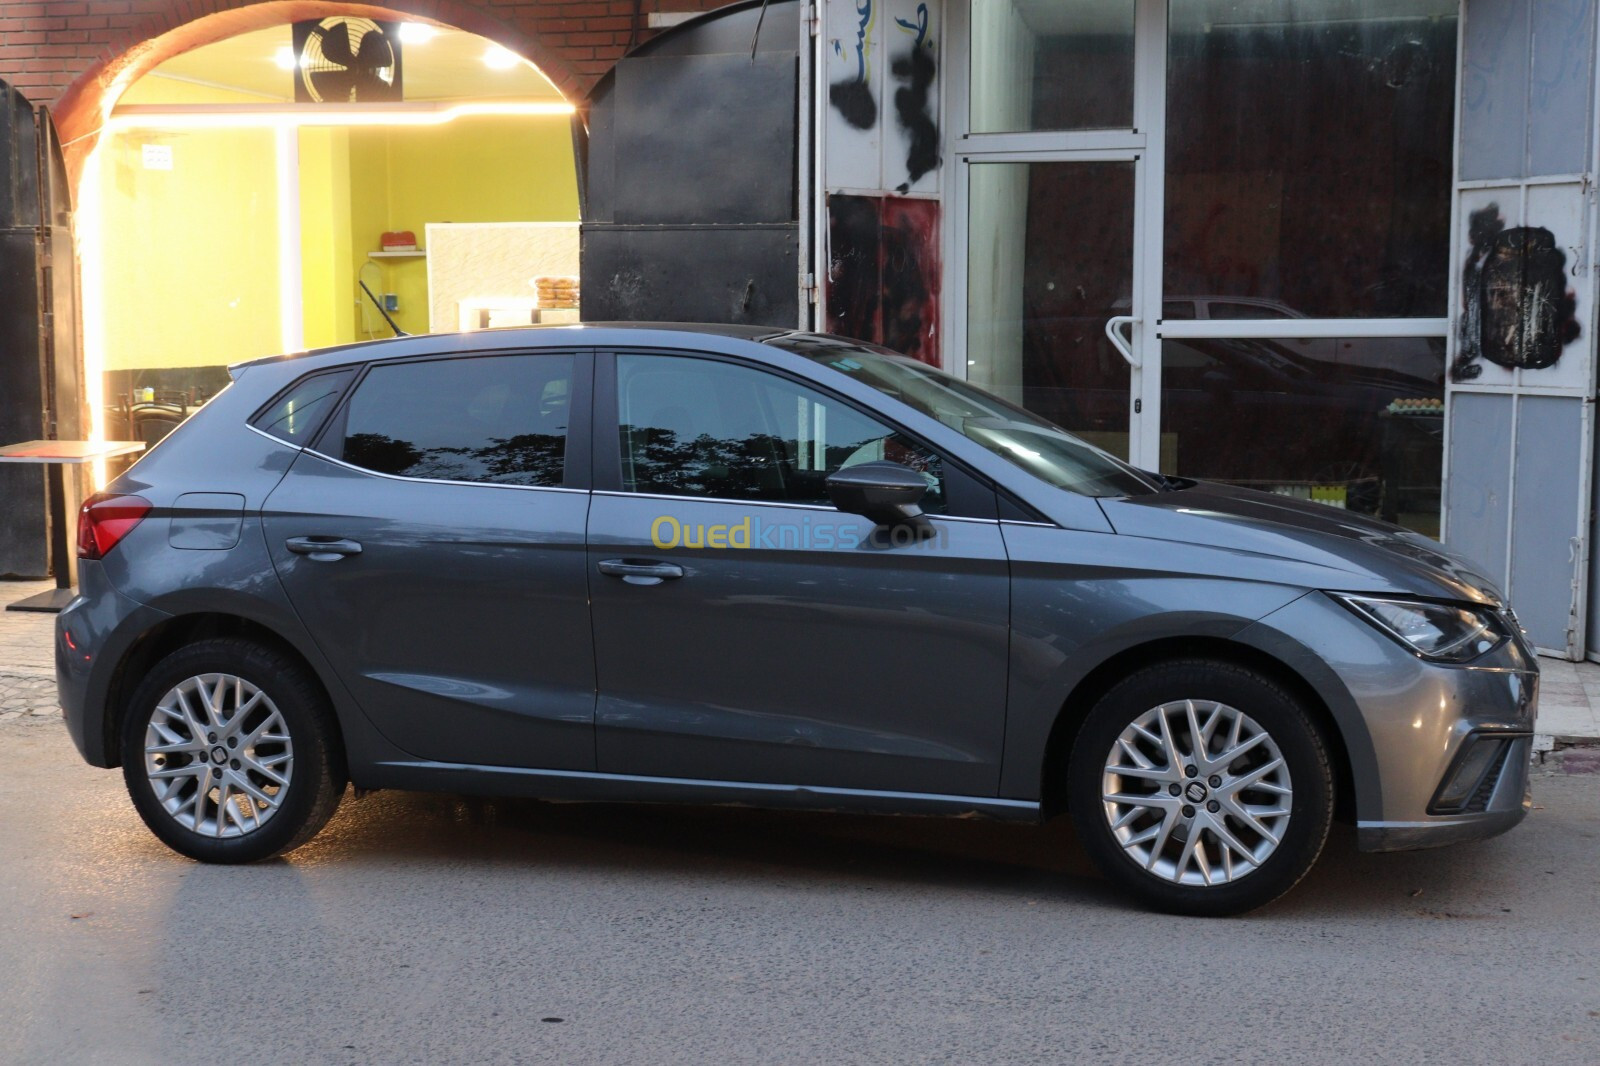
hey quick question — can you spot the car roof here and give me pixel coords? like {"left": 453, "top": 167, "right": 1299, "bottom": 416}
{"left": 228, "top": 322, "right": 820, "bottom": 376}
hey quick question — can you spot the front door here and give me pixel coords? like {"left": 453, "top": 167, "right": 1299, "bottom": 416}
{"left": 586, "top": 349, "right": 1011, "bottom": 797}
{"left": 262, "top": 349, "right": 596, "bottom": 769}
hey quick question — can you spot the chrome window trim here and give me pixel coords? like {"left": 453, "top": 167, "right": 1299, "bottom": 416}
{"left": 592, "top": 488, "right": 998, "bottom": 523}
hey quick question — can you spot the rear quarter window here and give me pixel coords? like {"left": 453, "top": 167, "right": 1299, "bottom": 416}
{"left": 251, "top": 369, "right": 356, "bottom": 445}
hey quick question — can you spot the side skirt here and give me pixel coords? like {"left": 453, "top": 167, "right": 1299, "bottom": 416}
{"left": 361, "top": 760, "right": 1044, "bottom": 823}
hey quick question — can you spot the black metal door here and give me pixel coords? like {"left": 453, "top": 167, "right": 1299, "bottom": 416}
{"left": 0, "top": 81, "right": 82, "bottom": 580}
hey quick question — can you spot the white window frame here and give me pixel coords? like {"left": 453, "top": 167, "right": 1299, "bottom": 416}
{"left": 943, "top": 0, "right": 1455, "bottom": 473}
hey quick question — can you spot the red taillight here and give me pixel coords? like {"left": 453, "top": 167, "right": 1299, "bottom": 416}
{"left": 77, "top": 494, "right": 152, "bottom": 560}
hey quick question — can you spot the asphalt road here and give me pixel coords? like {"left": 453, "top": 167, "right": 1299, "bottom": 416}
{"left": 2, "top": 718, "right": 1597, "bottom": 1066}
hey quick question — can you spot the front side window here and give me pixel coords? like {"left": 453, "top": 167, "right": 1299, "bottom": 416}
{"left": 338, "top": 353, "right": 573, "bottom": 487}
{"left": 615, "top": 354, "right": 946, "bottom": 511}
{"left": 773, "top": 336, "right": 1161, "bottom": 498}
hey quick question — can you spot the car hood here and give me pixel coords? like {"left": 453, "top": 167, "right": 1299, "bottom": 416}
{"left": 1097, "top": 482, "right": 1503, "bottom": 605}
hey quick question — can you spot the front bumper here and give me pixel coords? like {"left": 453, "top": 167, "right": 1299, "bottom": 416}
{"left": 1241, "top": 592, "right": 1538, "bottom": 853}
{"left": 1357, "top": 729, "right": 1533, "bottom": 851}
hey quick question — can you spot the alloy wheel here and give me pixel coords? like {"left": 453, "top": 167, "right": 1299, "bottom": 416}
{"left": 1100, "top": 699, "right": 1293, "bottom": 886}
{"left": 142, "top": 673, "right": 294, "bottom": 838}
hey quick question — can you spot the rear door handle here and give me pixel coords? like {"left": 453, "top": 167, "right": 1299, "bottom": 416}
{"left": 598, "top": 558, "right": 684, "bottom": 585}
{"left": 285, "top": 536, "right": 363, "bottom": 561}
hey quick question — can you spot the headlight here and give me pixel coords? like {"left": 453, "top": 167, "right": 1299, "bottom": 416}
{"left": 1333, "top": 594, "right": 1507, "bottom": 663}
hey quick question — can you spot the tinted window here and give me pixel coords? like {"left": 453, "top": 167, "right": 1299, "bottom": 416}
{"left": 340, "top": 354, "right": 573, "bottom": 487}
{"left": 616, "top": 354, "right": 945, "bottom": 511}
{"left": 1166, "top": 2, "right": 1457, "bottom": 319}
{"left": 772, "top": 335, "right": 1161, "bottom": 498}
{"left": 252, "top": 369, "right": 354, "bottom": 444}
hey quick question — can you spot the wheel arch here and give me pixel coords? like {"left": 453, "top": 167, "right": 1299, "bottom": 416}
{"left": 1037, "top": 636, "right": 1357, "bottom": 824}
{"left": 100, "top": 612, "right": 344, "bottom": 775}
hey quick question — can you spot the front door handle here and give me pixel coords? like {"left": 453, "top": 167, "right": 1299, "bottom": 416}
{"left": 285, "top": 536, "right": 363, "bottom": 562}
{"left": 598, "top": 558, "right": 684, "bottom": 585}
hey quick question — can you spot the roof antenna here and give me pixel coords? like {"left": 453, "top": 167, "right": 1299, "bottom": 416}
{"left": 359, "top": 279, "right": 408, "bottom": 337}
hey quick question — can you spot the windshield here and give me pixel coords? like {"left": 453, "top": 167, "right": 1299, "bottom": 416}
{"left": 773, "top": 336, "right": 1163, "bottom": 498}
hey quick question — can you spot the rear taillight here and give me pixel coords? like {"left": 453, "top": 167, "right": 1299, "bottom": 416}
{"left": 77, "top": 494, "right": 152, "bottom": 560}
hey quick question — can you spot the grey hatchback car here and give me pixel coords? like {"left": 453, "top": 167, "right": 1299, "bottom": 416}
{"left": 57, "top": 325, "right": 1537, "bottom": 915}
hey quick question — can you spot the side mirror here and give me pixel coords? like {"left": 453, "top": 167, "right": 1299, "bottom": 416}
{"left": 826, "top": 461, "right": 929, "bottom": 528}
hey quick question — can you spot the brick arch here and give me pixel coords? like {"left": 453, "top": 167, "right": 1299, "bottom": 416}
{"left": 51, "top": 0, "right": 598, "bottom": 183}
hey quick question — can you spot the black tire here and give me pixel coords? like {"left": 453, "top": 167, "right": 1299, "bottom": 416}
{"left": 1066, "top": 659, "right": 1333, "bottom": 917}
{"left": 120, "top": 637, "right": 346, "bottom": 863}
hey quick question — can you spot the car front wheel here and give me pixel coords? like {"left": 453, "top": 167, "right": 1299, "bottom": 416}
{"left": 1067, "top": 660, "right": 1334, "bottom": 916}
{"left": 121, "top": 637, "right": 346, "bottom": 863}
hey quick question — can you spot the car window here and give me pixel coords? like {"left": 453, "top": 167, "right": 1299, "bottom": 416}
{"left": 615, "top": 353, "right": 946, "bottom": 511}
{"left": 770, "top": 336, "right": 1161, "bottom": 497}
{"left": 1210, "top": 301, "right": 1294, "bottom": 320}
{"left": 338, "top": 353, "right": 573, "bottom": 487}
{"left": 252, "top": 369, "right": 355, "bottom": 444}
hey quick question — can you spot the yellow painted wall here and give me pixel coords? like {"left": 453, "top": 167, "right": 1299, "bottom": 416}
{"left": 349, "top": 115, "right": 580, "bottom": 336}
{"left": 95, "top": 125, "right": 282, "bottom": 371}
{"left": 95, "top": 99, "right": 578, "bottom": 367}
{"left": 298, "top": 128, "right": 355, "bottom": 349}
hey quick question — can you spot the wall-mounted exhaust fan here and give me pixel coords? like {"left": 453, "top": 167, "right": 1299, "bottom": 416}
{"left": 292, "top": 18, "right": 404, "bottom": 104}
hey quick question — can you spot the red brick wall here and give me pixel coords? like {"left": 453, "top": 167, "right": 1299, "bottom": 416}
{"left": 0, "top": 0, "right": 727, "bottom": 175}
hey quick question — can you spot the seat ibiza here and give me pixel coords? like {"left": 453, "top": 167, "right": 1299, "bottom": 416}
{"left": 57, "top": 325, "right": 1537, "bottom": 915}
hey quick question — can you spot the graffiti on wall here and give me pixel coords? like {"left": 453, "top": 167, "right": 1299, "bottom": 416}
{"left": 1452, "top": 203, "right": 1581, "bottom": 381}
{"left": 827, "top": 194, "right": 941, "bottom": 364}
{"left": 825, "top": 0, "right": 941, "bottom": 195}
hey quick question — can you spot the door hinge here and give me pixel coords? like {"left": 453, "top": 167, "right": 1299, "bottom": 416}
{"left": 802, "top": 271, "right": 818, "bottom": 305}
{"left": 806, "top": 3, "right": 820, "bottom": 37}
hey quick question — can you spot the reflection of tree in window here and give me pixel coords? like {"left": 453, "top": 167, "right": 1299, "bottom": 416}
{"left": 624, "top": 425, "right": 942, "bottom": 508}
{"left": 345, "top": 432, "right": 565, "bottom": 486}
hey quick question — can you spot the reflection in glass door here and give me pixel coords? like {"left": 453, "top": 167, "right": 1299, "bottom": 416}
{"left": 966, "top": 160, "right": 1136, "bottom": 458}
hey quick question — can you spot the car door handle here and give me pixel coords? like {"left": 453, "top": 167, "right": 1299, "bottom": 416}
{"left": 285, "top": 536, "right": 363, "bottom": 561}
{"left": 598, "top": 558, "right": 684, "bottom": 585}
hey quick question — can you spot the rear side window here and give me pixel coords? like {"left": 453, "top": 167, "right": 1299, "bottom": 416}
{"left": 338, "top": 353, "right": 574, "bottom": 487}
{"left": 252, "top": 369, "right": 354, "bottom": 444}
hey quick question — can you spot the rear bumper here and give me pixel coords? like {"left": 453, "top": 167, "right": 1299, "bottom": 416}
{"left": 55, "top": 563, "right": 171, "bottom": 767}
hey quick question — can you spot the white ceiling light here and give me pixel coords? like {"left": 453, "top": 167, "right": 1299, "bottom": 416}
{"left": 398, "top": 23, "right": 438, "bottom": 45}
{"left": 482, "top": 44, "right": 521, "bottom": 71}
{"left": 272, "top": 45, "right": 297, "bottom": 71}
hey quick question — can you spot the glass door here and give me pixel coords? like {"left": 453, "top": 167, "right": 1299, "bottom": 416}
{"left": 964, "top": 158, "right": 1138, "bottom": 457}
{"left": 951, "top": 0, "right": 1162, "bottom": 465}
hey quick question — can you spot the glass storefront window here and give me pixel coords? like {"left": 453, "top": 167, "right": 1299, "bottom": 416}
{"left": 1165, "top": 1, "right": 1459, "bottom": 318}
{"left": 1159, "top": 335, "right": 1446, "bottom": 535}
{"left": 970, "top": 0, "right": 1135, "bottom": 132}
{"left": 967, "top": 160, "right": 1135, "bottom": 456}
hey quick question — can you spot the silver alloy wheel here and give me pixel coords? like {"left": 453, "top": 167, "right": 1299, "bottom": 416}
{"left": 1100, "top": 699, "right": 1293, "bottom": 886}
{"left": 142, "top": 673, "right": 293, "bottom": 839}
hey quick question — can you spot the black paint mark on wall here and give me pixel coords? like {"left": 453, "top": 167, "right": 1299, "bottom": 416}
{"left": 829, "top": 80, "right": 878, "bottom": 130}
{"left": 827, "top": 195, "right": 882, "bottom": 343}
{"left": 891, "top": 47, "right": 939, "bottom": 192}
{"left": 1453, "top": 204, "right": 1581, "bottom": 381}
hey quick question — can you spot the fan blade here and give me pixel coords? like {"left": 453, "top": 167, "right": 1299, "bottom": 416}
{"left": 309, "top": 66, "right": 360, "bottom": 102}
{"left": 317, "top": 23, "right": 357, "bottom": 68}
{"left": 353, "top": 29, "right": 392, "bottom": 70}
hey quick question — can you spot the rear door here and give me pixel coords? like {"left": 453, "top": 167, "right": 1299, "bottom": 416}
{"left": 261, "top": 349, "right": 596, "bottom": 769}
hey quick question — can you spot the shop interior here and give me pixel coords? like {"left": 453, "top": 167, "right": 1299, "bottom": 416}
{"left": 81, "top": 20, "right": 581, "bottom": 450}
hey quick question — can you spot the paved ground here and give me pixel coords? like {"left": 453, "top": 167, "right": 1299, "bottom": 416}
{"left": 0, "top": 712, "right": 1598, "bottom": 1065}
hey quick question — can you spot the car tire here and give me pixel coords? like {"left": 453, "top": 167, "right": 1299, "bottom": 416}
{"left": 120, "top": 637, "right": 346, "bottom": 863}
{"left": 1067, "top": 659, "right": 1333, "bottom": 916}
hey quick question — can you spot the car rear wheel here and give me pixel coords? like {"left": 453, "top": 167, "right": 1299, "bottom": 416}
{"left": 121, "top": 638, "right": 346, "bottom": 863}
{"left": 1067, "top": 660, "right": 1333, "bottom": 916}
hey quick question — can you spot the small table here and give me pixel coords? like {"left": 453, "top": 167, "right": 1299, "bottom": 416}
{"left": 0, "top": 439, "right": 147, "bottom": 613}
